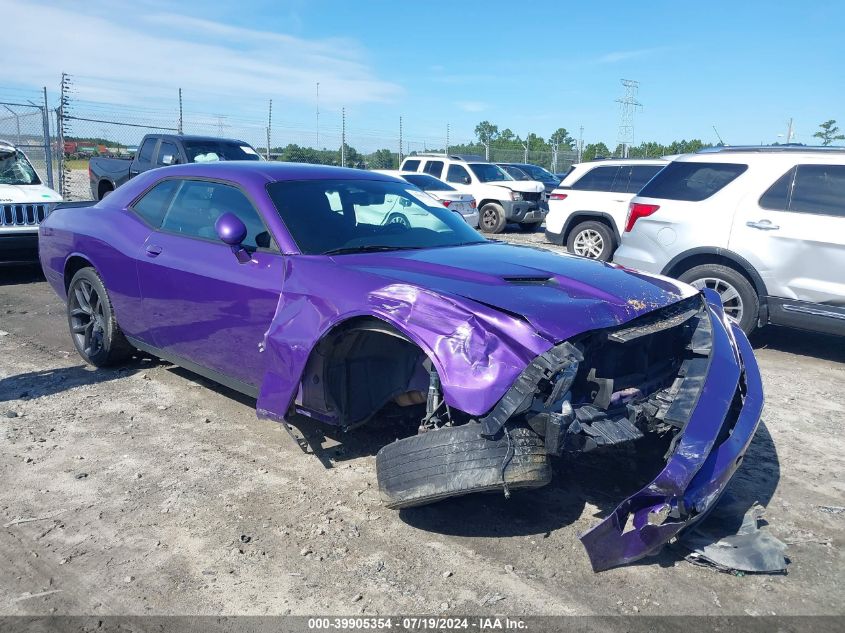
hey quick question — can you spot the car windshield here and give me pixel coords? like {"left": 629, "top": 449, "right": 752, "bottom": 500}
{"left": 0, "top": 148, "right": 41, "bottom": 185}
{"left": 520, "top": 164, "right": 557, "bottom": 181}
{"left": 401, "top": 173, "right": 456, "bottom": 192}
{"left": 267, "top": 179, "right": 486, "bottom": 255}
{"left": 468, "top": 163, "right": 511, "bottom": 183}
{"left": 502, "top": 166, "right": 531, "bottom": 180}
{"left": 183, "top": 141, "right": 261, "bottom": 163}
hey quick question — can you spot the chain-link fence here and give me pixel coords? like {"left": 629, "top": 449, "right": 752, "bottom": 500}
{"left": 53, "top": 77, "right": 582, "bottom": 200}
{"left": 0, "top": 101, "right": 56, "bottom": 190}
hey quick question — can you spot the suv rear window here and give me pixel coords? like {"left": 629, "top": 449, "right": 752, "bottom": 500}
{"left": 760, "top": 164, "right": 845, "bottom": 217}
{"left": 402, "top": 159, "right": 421, "bottom": 171}
{"left": 571, "top": 166, "right": 618, "bottom": 191}
{"left": 638, "top": 162, "right": 747, "bottom": 201}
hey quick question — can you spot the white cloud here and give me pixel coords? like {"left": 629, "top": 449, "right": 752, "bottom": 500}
{"left": 456, "top": 101, "right": 489, "bottom": 113}
{"left": 2, "top": 0, "right": 402, "bottom": 108}
{"left": 593, "top": 48, "right": 665, "bottom": 64}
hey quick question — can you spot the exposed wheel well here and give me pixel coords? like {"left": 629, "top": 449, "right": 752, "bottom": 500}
{"left": 662, "top": 252, "right": 766, "bottom": 297}
{"left": 297, "top": 316, "right": 430, "bottom": 429}
{"left": 64, "top": 256, "right": 94, "bottom": 293}
{"left": 477, "top": 199, "right": 502, "bottom": 210}
{"left": 98, "top": 180, "right": 114, "bottom": 199}
{"left": 563, "top": 214, "right": 618, "bottom": 245}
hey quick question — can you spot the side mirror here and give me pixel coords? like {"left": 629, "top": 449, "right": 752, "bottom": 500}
{"left": 215, "top": 213, "right": 251, "bottom": 263}
{"left": 462, "top": 176, "right": 471, "bottom": 185}
{"left": 161, "top": 154, "right": 175, "bottom": 166}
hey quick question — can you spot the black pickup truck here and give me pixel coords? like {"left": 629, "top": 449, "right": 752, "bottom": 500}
{"left": 88, "top": 134, "right": 261, "bottom": 200}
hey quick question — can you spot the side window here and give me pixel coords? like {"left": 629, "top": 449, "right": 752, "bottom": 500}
{"left": 137, "top": 139, "right": 156, "bottom": 165}
{"left": 423, "top": 161, "right": 444, "bottom": 178}
{"left": 571, "top": 166, "right": 620, "bottom": 191}
{"left": 789, "top": 164, "right": 845, "bottom": 217}
{"left": 638, "top": 162, "right": 748, "bottom": 202}
{"left": 160, "top": 180, "right": 275, "bottom": 249}
{"left": 610, "top": 166, "right": 633, "bottom": 193}
{"left": 402, "top": 159, "right": 421, "bottom": 171}
{"left": 156, "top": 141, "right": 179, "bottom": 166}
{"left": 131, "top": 179, "right": 180, "bottom": 227}
{"left": 759, "top": 167, "right": 795, "bottom": 211}
{"left": 626, "top": 165, "right": 664, "bottom": 193}
{"left": 446, "top": 164, "right": 470, "bottom": 184}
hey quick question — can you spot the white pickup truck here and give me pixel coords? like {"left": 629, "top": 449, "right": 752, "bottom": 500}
{"left": 0, "top": 140, "right": 63, "bottom": 263}
{"left": 400, "top": 154, "right": 546, "bottom": 233}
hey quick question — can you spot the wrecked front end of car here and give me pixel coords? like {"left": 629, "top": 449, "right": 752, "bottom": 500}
{"left": 467, "top": 288, "right": 763, "bottom": 570}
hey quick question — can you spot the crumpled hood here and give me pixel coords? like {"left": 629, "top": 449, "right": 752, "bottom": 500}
{"left": 335, "top": 242, "right": 696, "bottom": 343}
{"left": 0, "top": 184, "right": 63, "bottom": 204}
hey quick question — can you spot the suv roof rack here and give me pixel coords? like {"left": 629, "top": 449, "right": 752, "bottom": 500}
{"left": 697, "top": 145, "right": 845, "bottom": 154}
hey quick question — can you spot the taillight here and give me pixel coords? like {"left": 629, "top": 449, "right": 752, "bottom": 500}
{"left": 548, "top": 193, "right": 568, "bottom": 201}
{"left": 625, "top": 203, "right": 660, "bottom": 232}
{"left": 442, "top": 200, "right": 452, "bottom": 207}
{"left": 470, "top": 199, "right": 477, "bottom": 209}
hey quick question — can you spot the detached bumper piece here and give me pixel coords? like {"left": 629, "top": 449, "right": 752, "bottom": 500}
{"left": 579, "top": 294, "right": 764, "bottom": 571}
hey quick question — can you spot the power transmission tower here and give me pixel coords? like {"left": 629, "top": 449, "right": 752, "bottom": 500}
{"left": 616, "top": 79, "right": 641, "bottom": 158}
{"left": 399, "top": 116, "right": 403, "bottom": 165}
{"left": 341, "top": 107, "right": 346, "bottom": 167}
{"left": 315, "top": 82, "right": 320, "bottom": 149}
{"left": 266, "top": 99, "right": 272, "bottom": 160}
{"left": 178, "top": 88, "right": 183, "bottom": 134}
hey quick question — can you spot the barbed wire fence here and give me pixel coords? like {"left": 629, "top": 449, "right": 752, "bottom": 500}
{"left": 41, "top": 75, "right": 581, "bottom": 200}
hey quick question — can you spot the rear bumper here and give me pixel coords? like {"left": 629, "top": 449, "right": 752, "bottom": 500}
{"left": 579, "top": 291, "right": 764, "bottom": 571}
{"left": 0, "top": 232, "right": 39, "bottom": 263}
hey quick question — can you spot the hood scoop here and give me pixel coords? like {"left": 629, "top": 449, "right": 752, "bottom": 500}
{"left": 502, "top": 275, "right": 554, "bottom": 285}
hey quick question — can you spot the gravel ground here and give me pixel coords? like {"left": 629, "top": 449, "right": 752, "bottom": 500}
{"left": 1, "top": 235, "right": 843, "bottom": 616}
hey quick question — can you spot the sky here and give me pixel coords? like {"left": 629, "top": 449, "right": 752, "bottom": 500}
{"left": 4, "top": 0, "right": 845, "bottom": 151}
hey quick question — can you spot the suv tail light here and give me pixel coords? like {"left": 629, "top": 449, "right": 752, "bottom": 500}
{"left": 625, "top": 203, "right": 660, "bottom": 232}
{"left": 470, "top": 199, "right": 477, "bottom": 209}
{"left": 548, "top": 193, "right": 568, "bottom": 201}
{"left": 442, "top": 200, "right": 452, "bottom": 208}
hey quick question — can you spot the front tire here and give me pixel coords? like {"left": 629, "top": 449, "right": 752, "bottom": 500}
{"left": 479, "top": 203, "right": 507, "bottom": 234}
{"left": 376, "top": 423, "right": 551, "bottom": 509}
{"left": 566, "top": 220, "right": 614, "bottom": 261}
{"left": 678, "top": 264, "right": 759, "bottom": 335}
{"left": 67, "top": 267, "right": 133, "bottom": 367}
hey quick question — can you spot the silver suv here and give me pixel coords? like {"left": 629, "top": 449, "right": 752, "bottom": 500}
{"left": 614, "top": 146, "right": 845, "bottom": 336}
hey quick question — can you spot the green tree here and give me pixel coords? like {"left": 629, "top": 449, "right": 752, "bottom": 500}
{"left": 581, "top": 142, "right": 610, "bottom": 162}
{"left": 813, "top": 119, "right": 845, "bottom": 146}
{"left": 549, "top": 128, "right": 574, "bottom": 150}
{"left": 368, "top": 148, "right": 396, "bottom": 169}
{"left": 474, "top": 120, "right": 499, "bottom": 145}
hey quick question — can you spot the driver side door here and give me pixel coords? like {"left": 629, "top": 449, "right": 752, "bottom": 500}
{"left": 135, "top": 178, "right": 284, "bottom": 392}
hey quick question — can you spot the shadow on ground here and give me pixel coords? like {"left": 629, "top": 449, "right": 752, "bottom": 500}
{"left": 0, "top": 356, "right": 159, "bottom": 402}
{"left": 751, "top": 325, "right": 845, "bottom": 364}
{"left": 0, "top": 263, "right": 45, "bottom": 287}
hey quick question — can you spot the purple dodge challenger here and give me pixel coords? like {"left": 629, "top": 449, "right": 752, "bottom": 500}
{"left": 39, "top": 162, "right": 763, "bottom": 571}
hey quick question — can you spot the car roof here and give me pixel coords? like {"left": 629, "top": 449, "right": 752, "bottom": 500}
{"left": 676, "top": 149, "right": 845, "bottom": 164}
{"left": 154, "top": 134, "right": 252, "bottom": 144}
{"left": 575, "top": 158, "right": 668, "bottom": 167}
{"left": 140, "top": 161, "right": 402, "bottom": 182}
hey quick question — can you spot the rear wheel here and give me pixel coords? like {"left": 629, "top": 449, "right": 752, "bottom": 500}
{"left": 67, "top": 267, "right": 133, "bottom": 367}
{"left": 566, "top": 220, "right": 614, "bottom": 261}
{"left": 678, "top": 264, "right": 759, "bottom": 335}
{"left": 479, "top": 203, "right": 507, "bottom": 234}
{"left": 376, "top": 423, "right": 551, "bottom": 509}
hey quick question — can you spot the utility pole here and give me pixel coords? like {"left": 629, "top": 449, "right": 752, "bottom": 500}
{"left": 315, "top": 82, "right": 320, "bottom": 149}
{"left": 42, "top": 86, "right": 54, "bottom": 189}
{"left": 578, "top": 125, "right": 584, "bottom": 163}
{"left": 522, "top": 132, "right": 529, "bottom": 163}
{"left": 786, "top": 118, "right": 794, "bottom": 144}
{"left": 178, "top": 88, "right": 183, "bottom": 134}
{"left": 616, "top": 79, "right": 641, "bottom": 158}
{"left": 445, "top": 123, "right": 450, "bottom": 156}
{"left": 266, "top": 99, "right": 272, "bottom": 160}
{"left": 341, "top": 107, "right": 346, "bottom": 167}
{"left": 399, "top": 116, "right": 403, "bottom": 166}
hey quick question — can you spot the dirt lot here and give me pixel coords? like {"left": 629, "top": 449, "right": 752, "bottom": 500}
{"left": 1, "top": 237, "right": 843, "bottom": 616}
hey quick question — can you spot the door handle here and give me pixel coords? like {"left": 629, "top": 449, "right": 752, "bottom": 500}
{"left": 145, "top": 244, "right": 162, "bottom": 257}
{"left": 746, "top": 220, "right": 780, "bottom": 231}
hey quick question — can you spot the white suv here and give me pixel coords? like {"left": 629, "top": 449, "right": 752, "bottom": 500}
{"left": 400, "top": 154, "right": 546, "bottom": 233}
{"left": 545, "top": 158, "right": 666, "bottom": 260}
{"left": 613, "top": 147, "right": 845, "bottom": 336}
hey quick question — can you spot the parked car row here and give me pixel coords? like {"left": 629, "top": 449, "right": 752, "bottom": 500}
{"left": 546, "top": 146, "right": 845, "bottom": 338}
